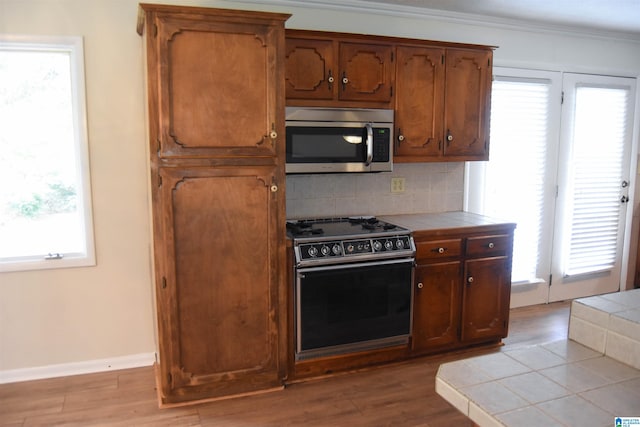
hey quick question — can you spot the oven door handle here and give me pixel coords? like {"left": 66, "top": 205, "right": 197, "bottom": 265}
{"left": 364, "top": 123, "right": 373, "bottom": 166}
{"left": 297, "top": 257, "right": 414, "bottom": 274}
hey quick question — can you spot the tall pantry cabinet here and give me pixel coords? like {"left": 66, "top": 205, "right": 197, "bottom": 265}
{"left": 137, "top": 4, "right": 290, "bottom": 405}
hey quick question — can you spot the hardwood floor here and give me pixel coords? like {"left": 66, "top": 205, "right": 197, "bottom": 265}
{"left": 0, "top": 301, "right": 570, "bottom": 426}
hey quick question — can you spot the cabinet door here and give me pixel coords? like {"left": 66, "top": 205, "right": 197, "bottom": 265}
{"left": 151, "top": 14, "right": 282, "bottom": 158}
{"left": 153, "top": 166, "right": 285, "bottom": 404}
{"left": 339, "top": 42, "right": 393, "bottom": 103}
{"left": 412, "top": 262, "right": 461, "bottom": 351}
{"left": 395, "top": 46, "right": 445, "bottom": 160}
{"left": 285, "top": 38, "right": 336, "bottom": 100}
{"left": 443, "top": 49, "right": 492, "bottom": 159}
{"left": 460, "top": 256, "right": 510, "bottom": 342}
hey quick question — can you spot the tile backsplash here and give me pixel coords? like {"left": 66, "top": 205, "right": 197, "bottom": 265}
{"left": 286, "top": 162, "right": 465, "bottom": 219}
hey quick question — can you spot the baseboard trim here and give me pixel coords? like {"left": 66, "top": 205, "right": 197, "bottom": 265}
{"left": 0, "top": 352, "right": 156, "bottom": 384}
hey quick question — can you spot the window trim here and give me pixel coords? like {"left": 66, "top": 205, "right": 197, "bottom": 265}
{"left": 0, "top": 35, "right": 95, "bottom": 273}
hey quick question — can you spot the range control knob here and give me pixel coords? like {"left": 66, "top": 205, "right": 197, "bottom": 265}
{"left": 373, "top": 240, "right": 383, "bottom": 251}
{"left": 320, "top": 245, "right": 330, "bottom": 256}
{"left": 384, "top": 240, "right": 394, "bottom": 250}
{"left": 396, "top": 239, "right": 404, "bottom": 249}
{"left": 307, "top": 246, "right": 318, "bottom": 257}
{"left": 332, "top": 244, "right": 342, "bottom": 255}
{"left": 346, "top": 244, "right": 354, "bottom": 253}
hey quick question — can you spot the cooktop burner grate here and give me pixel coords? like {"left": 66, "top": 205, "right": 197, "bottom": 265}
{"left": 286, "top": 216, "right": 415, "bottom": 266}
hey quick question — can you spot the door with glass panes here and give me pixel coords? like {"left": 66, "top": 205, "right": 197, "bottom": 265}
{"left": 466, "top": 69, "right": 636, "bottom": 306}
{"left": 548, "top": 73, "right": 635, "bottom": 302}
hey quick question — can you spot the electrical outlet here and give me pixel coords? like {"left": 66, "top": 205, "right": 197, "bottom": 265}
{"left": 391, "top": 177, "right": 405, "bottom": 193}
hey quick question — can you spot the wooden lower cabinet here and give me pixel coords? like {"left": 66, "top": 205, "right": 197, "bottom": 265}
{"left": 154, "top": 166, "right": 287, "bottom": 404}
{"left": 461, "top": 256, "right": 511, "bottom": 342}
{"left": 412, "top": 262, "right": 460, "bottom": 351}
{"left": 410, "top": 225, "right": 514, "bottom": 355}
{"left": 288, "top": 218, "right": 515, "bottom": 379}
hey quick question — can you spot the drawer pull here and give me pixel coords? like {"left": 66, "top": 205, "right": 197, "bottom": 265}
{"left": 437, "top": 247, "right": 446, "bottom": 254}
{"left": 467, "top": 276, "right": 474, "bottom": 284}
{"left": 487, "top": 242, "right": 495, "bottom": 249}
{"left": 417, "top": 282, "right": 424, "bottom": 289}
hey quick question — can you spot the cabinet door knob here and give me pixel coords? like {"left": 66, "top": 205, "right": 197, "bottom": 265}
{"left": 488, "top": 242, "right": 495, "bottom": 249}
{"left": 270, "top": 131, "right": 277, "bottom": 139}
{"left": 447, "top": 134, "right": 453, "bottom": 142}
{"left": 328, "top": 69, "right": 334, "bottom": 84}
{"left": 467, "top": 276, "right": 474, "bottom": 284}
{"left": 398, "top": 134, "right": 405, "bottom": 142}
{"left": 270, "top": 185, "right": 278, "bottom": 193}
{"left": 417, "top": 282, "right": 424, "bottom": 289}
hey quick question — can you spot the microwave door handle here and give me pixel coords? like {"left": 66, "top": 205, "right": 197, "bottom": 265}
{"left": 365, "top": 123, "right": 373, "bottom": 166}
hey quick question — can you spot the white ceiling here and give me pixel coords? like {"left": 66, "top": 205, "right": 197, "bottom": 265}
{"left": 363, "top": 0, "right": 640, "bottom": 35}
{"left": 254, "top": 0, "right": 640, "bottom": 37}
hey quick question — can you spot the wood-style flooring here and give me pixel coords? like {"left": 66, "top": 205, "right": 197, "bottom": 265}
{"left": 0, "top": 301, "right": 570, "bottom": 426}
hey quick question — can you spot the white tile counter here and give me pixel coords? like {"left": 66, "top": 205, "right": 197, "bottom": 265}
{"left": 436, "top": 289, "right": 640, "bottom": 427}
{"left": 569, "top": 289, "right": 640, "bottom": 370}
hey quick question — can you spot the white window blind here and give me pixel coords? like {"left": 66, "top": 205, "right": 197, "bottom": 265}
{"left": 480, "top": 77, "right": 552, "bottom": 282}
{"left": 564, "top": 86, "right": 629, "bottom": 276}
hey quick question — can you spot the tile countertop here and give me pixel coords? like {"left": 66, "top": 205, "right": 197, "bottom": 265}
{"left": 380, "top": 211, "right": 516, "bottom": 234}
{"left": 569, "top": 289, "right": 640, "bottom": 371}
{"left": 436, "top": 288, "right": 640, "bottom": 427}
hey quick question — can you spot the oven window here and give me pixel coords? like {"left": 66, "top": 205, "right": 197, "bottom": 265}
{"left": 297, "top": 261, "right": 412, "bottom": 354}
{"left": 286, "top": 126, "right": 366, "bottom": 162}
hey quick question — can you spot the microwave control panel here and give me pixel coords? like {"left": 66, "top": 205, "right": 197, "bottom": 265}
{"left": 373, "top": 128, "right": 390, "bottom": 162}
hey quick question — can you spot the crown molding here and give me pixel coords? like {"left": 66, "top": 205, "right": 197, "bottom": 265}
{"left": 236, "top": 0, "right": 640, "bottom": 43}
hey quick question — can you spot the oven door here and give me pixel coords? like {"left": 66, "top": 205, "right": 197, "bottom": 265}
{"left": 295, "top": 258, "right": 414, "bottom": 360}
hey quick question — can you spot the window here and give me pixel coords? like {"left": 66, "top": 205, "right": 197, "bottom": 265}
{"left": 466, "top": 67, "right": 636, "bottom": 305}
{"left": 465, "top": 69, "right": 561, "bottom": 284}
{"left": 0, "top": 36, "right": 95, "bottom": 272}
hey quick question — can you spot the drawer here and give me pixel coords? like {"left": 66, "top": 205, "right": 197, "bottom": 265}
{"left": 416, "top": 239, "right": 462, "bottom": 261}
{"left": 466, "top": 234, "right": 511, "bottom": 257}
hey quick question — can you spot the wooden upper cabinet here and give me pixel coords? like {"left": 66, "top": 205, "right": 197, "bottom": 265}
{"left": 394, "top": 46, "right": 445, "bottom": 159}
{"left": 443, "top": 48, "right": 492, "bottom": 159}
{"left": 285, "top": 38, "right": 335, "bottom": 100}
{"left": 147, "top": 9, "right": 285, "bottom": 158}
{"left": 395, "top": 46, "right": 492, "bottom": 162}
{"left": 284, "top": 30, "right": 494, "bottom": 161}
{"left": 285, "top": 31, "right": 394, "bottom": 107}
{"left": 339, "top": 42, "right": 393, "bottom": 103}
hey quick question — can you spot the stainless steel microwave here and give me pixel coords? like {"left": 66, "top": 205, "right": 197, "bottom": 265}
{"left": 285, "top": 107, "right": 394, "bottom": 174}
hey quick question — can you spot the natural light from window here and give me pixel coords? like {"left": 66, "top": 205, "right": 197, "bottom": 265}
{"left": 0, "top": 36, "right": 94, "bottom": 272}
{"left": 483, "top": 78, "right": 551, "bottom": 283}
{"left": 563, "top": 86, "right": 628, "bottom": 276}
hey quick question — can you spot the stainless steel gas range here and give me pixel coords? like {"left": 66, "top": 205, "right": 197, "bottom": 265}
{"left": 286, "top": 217, "right": 416, "bottom": 360}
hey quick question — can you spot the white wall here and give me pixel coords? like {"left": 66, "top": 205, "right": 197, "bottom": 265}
{"left": 0, "top": 0, "right": 155, "bottom": 375}
{"left": 1, "top": 0, "right": 639, "bottom": 376}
